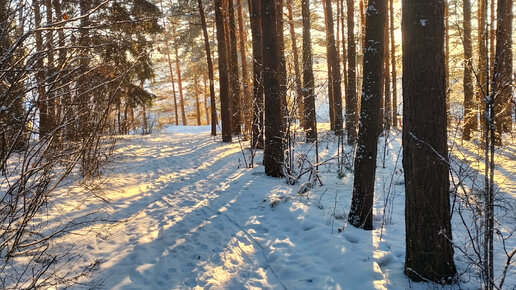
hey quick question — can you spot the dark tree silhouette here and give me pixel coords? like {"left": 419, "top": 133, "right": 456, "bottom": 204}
{"left": 348, "top": 0, "right": 386, "bottom": 231}
{"left": 215, "top": 0, "right": 232, "bottom": 142}
{"left": 402, "top": 0, "right": 456, "bottom": 282}
{"left": 301, "top": 0, "right": 317, "bottom": 143}
{"left": 249, "top": 0, "right": 264, "bottom": 149}
{"left": 262, "top": 0, "right": 284, "bottom": 177}
{"left": 345, "top": 0, "right": 358, "bottom": 144}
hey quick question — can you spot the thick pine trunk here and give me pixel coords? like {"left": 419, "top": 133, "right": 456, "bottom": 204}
{"left": 345, "top": 0, "right": 358, "bottom": 144}
{"left": 324, "top": 0, "right": 343, "bottom": 135}
{"left": 383, "top": 9, "right": 391, "bottom": 131}
{"left": 197, "top": 0, "right": 217, "bottom": 135}
{"left": 215, "top": 0, "right": 232, "bottom": 142}
{"left": 348, "top": 0, "right": 386, "bottom": 231}
{"left": 249, "top": 0, "right": 264, "bottom": 149}
{"left": 163, "top": 0, "right": 179, "bottom": 126}
{"left": 302, "top": 0, "right": 317, "bottom": 143}
{"left": 262, "top": 0, "right": 284, "bottom": 177}
{"left": 493, "top": 0, "right": 513, "bottom": 145}
{"left": 389, "top": 0, "right": 397, "bottom": 128}
{"left": 228, "top": 0, "right": 241, "bottom": 135}
{"left": 462, "top": 0, "right": 476, "bottom": 140}
{"left": 402, "top": 0, "right": 456, "bottom": 282}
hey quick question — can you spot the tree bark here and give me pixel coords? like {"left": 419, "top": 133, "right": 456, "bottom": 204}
{"left": 383, "top": 6, "right": 391, "bottom": 131}
{"left": 215, "top": 0, "right": 232, "bottom": 142}
{"left": 286, "top": 0, "right": 304, "bottom": 128}
{"left": 236, "top": 0, "right": 252, "bottom": 134}
{"left": 228, "top": 0, "right": 241, "bottom": 134}
{"left": 462, "top": 0, "right": 476, "bottom": 140}
{"left": 171, "top": 21, "right": 187, "bottom": 126}
{"left": 203, "top": 74, "right": 210, "bottom": 125}
{"left": 194, "top": 68, "right": 202, "bottom": 126}
{"left": 389, "top": 0, "right": 397, "bottom": 127}
{"left": 477, "top": 0, "right": 487, "bottom": 134}
{"left": 276, "top": 0, "right": 287, "bottom": 130}
{"left": 197, "top": 0, "right": 217, "bottom": 135}
{"left": 262, "top": 0, "right": 284, "bottom": 177}
{"left": 346, "top": 0, "right": 358, "bottom": 144}
{"left": 402, "top": 0, "right": 456, "bottom": 282}
{"left": 348, "top": 0, "right": 386, "bottom": 231}
{"left": 302, "top": 0, "right": 317, "bottom": 143}
{"left": 322, "top": 0, "right": 335, "bottom": 131}
{"left": 164, "top": 0, "right": 179, "bottom": 126}
{"left": 249, "top": 0, "right": 264, "bottom": 148}
{"left": 493, "top": 0, "right": 513, "bottom": 145}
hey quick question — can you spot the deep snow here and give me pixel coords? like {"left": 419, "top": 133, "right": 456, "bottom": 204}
{"left": 47, "top": 125, "right": 514, "bottom": 289}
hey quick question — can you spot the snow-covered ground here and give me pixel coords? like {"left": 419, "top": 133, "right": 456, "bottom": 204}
{"left": 49, "top": 125, "right": 514, "bottom": 289}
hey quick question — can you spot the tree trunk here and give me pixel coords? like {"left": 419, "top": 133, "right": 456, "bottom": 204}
{"left": 197, "top": 0, "right": 217, "bottom": 135}
{"left": 34, "top": 1, "right": 50, "bottom": 138}
{"left": 390, "top": 0, "right": 397, "bottom": 127}
{"left": 383, "top": 7, "right": 391, "bottom": 131}
{"left": 161, "top": 0, "right": 179, "bottom": 126}
{"left": 194, "top": 68, "right": 202, "bottom": 126}
{"left": 286, "top": 0, "right": 304, "bottom": 128}
{"left": 262, "top": 0, "right": 284, "bottom": 177}
{"left": 236, "top": 0, "right": 252, "bottom": 134}
{"left": 302, "top": 0, "right": 317, "bottom": 143}
{"left": 215, "top": 0, "right": 232, "bottom": 142}
{"left": 348, "top": 0, "right": 386, "bottom": 231}
{"left": 462, "top": 0, "right": 476, "bottom": 141}
{"left": 249, "top": 0, "right": 264, "bottom": 148}
{"left": 339, "top": 0, "right": 347, "bottom": 102}
{"left": 402, "top": 0, "right": 456, "bottom": 282}
{"left": 228, "top": 0, "right": 241, "bottom": 135}
{"left": 477, "top": 0, "right": 487, "bottom": 134}
{"left": 171, "top": 21, "right": 187, "bottom": 126}
{"left": 325, "top": 0, "right": 343, "bottom": 135}
{"left": 276, "top": 0, "right": 287, "bottom": 130}
{"left": 203, "top": 74, "right": 210, "bottom": 125}
{"left": 346, "top": 0, "right": 358, "bottom": 144}
{"left": 322, "top": 0, "right": 335, "bottom": 131}
{"left": 444, "top": 1, "right": 450, "bottom": 122}
{"left": 493, "top": 0, "right": 513, "bottom": 145}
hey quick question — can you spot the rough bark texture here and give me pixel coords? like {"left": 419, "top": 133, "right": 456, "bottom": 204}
{"left": 228, "top": 0, "right": 241, "bottom": 135}
{"left": 324, "top": 0, "right": 343, "bottom": 135}
{"left": 302, "top": 0, "right": 317, "bottom": 143}
{"left": 493, "top": 0, "right": 513, "bottom": 145}
{"left": 348, "top": 0, "right": 386, "bottom": 231}
{"left": 276, "top": 0, "right": 287, "bottom": 129}
{"left": 215, "top": 0, "right": 232, "bottom": 142}
{"left": 262, "top": 0, "right": 284, "bottom": 177}
{"left": 477, "top": 0, "right": 487, "bottom": 134}
{"left": 462, "top": 0, "right": 476, "bottom": 140}
{"left": 197, "top": 0, "right": 218, "bottom": 135}
{"left": 249, "top": 0, "right": 264, "bottom": 149}
{"left": 346, "top": 0, "right": 358, "bottom": 144}
{"left": 287, "top": 0, "right": 303, "bottom": 127}
{"left": 389, "top": 0, "right": 397, "bottom": 127}
{"left": 383, "top": 6, "right": 391, "bottom": 131}
{"left": 402, "top": 0, "right": 456, "bottom": 283}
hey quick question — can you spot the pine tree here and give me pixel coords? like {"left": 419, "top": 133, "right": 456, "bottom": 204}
{"left": 301, "top": 0, "right": 317, "bottom": 143}
{"left": 345, "top": 0, "right": 358, "bottom": 144}
{"left": 402, "top": 0, "right": 456, "bottom": 282}
{"left": 215, "top": 0, "right": 232, "bottom": 142}
{"left": 462, "top": 0, "right": 476, "bottom": 141}
{"left": 262, "top": 0, "right": 284, "bottom": 177}
{"left": 249, "top": 0, "right": 264, "bottom": 149}
{"left": 348, "top": 0, "right": 386, "bottom": 231}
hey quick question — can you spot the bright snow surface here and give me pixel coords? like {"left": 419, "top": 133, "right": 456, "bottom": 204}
{"left": 54, "top": 125, "right": 514, "bottom": 289}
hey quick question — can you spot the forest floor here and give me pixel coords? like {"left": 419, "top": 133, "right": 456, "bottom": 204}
{"left": 51, "top": 125, "right": 515, "bottom": 289}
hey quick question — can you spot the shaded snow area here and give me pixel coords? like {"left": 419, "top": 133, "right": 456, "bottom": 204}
{"left": 50, "top": 126, "right": 514, "bottom": 289}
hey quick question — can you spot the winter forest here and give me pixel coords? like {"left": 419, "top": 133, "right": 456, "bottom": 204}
{"left": 0, "top": 0, "right": 515, "bottom": 289}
